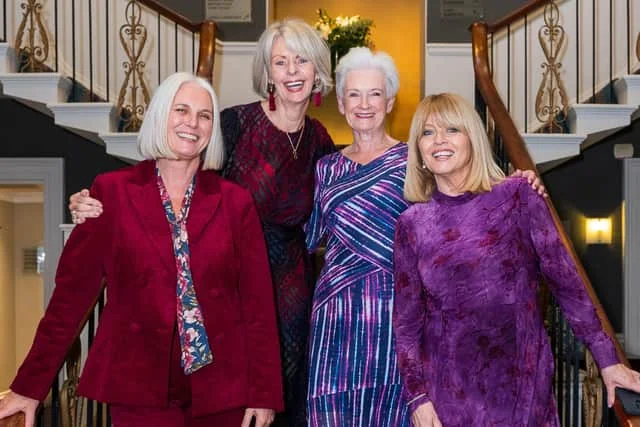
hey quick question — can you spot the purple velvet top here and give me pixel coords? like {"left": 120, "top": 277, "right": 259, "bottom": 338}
{"left": 393, "top": 177, "right": 619, "bottom": 426}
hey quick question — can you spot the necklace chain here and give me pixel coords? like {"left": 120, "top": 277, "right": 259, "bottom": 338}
{"left": 284, "top": 121, "right": 305, "bottom": 160}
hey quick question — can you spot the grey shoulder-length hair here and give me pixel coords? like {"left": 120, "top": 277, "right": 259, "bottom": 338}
{"left": 253, "top": 18, "right": 333, "bottom": 99}
{"left": 137, "top": 71, "right": 225, "bottom": 170}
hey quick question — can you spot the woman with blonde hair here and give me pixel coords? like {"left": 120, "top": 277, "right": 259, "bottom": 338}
{"left": 393, "top": 93, "right": 640, "bottom": 426}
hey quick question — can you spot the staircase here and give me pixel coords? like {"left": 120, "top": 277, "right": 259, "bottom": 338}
{"left": 0, "top": 0, "right": 258, "bottom": 163}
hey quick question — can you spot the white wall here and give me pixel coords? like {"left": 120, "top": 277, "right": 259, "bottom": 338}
{"left": 13, "top": 203, "right": 44, "bottom": 370}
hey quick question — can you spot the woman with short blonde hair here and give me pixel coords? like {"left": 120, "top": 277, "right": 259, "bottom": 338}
{"left": 404, "top": 92, "right": 504, "bottom": 202}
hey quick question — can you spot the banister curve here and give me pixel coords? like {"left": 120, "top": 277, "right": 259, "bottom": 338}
{"left": 196, "top": 21, "right": 217, "bottom": 82}
{"left": 470, "top": 20, "right": 640, "bottom": 426}
{"left": 487, "top": 0, "right": 548, "bottom": 32}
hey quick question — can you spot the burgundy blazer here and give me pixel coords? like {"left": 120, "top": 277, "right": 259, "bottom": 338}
{"left": 11, "top": 160, "right": 284, "bottom": 416}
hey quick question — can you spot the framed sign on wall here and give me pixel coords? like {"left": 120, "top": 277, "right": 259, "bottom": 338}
{"left": 205, "top": 0, "right": 252, "bottom": 23}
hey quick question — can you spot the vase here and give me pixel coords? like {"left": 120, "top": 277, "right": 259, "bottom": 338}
{"left": 330, "top": 45, "right": 350, "bottom": 74}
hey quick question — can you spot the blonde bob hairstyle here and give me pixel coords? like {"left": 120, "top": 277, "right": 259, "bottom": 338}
{"left": 137, "top": 72, "right": 224, "bottom": 170}
{"left": 253, "top": 18, "right": 332, "bottom": 99}
{"left": 404, "top": 93, "right": 505, "bottom": 202}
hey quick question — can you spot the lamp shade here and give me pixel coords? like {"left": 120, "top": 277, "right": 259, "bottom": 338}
{"left": 585, "top": 218, "right": 612, "bottom": 244}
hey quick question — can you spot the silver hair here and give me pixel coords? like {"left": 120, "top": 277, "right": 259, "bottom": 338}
{"left": 253, "top": 18, "right": 333, "bottom": 98}
{"left": 137, "top": 72, "right": 224, "bottom": 170}
{"left": 335, "top": 47, "right": 400, "bottom": 99}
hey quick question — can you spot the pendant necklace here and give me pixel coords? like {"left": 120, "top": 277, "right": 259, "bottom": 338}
{"left": 285, "top": 121, "right": 305, "bottom": 160}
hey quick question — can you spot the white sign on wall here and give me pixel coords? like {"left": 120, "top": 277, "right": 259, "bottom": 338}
{"left": 205, "top": 0, "right": 252, "bottom": 23}
{"left": 440, "top": 0, "right": 483, "bottom": 19}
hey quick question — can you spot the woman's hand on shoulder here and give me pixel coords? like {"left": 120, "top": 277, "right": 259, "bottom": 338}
{"left": 0, "top": 391, "right": 39, "bottom": 426}
{"left": 69, "top": 189, "right": 103, "bottom": 224}
{"left": 411, "top": 401, "right": 442, "bottom": 427}
{"left": 601, "top": 363, "right": 640, "bottom": 407}
{"left": 511, "top": 169, "right": 547, "bottom": 197}
{"left": 241, "top": 408, "right": 275, "bottom": 427}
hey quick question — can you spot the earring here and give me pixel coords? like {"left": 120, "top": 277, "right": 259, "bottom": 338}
{"left": 312, "top": 77, "right": 322, "bottom": 107}
{"left": 267, "top": 81, "right": 276, "bottom": 111}
{"left": 421, "top": 162, "right": 427, "bottom": 169}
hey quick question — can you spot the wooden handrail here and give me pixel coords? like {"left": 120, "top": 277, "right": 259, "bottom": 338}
{"left": 0, "top": 413, "right": 24, "bottom": 427}
{"left": 471, "top": 21, "right": 640, "bottom": 426}
{"left": 487, "top": 0, "right": 548, "bottom": 32}
{"left": 134, "top": 0, "right": 217, "bottom": 82}
{"left": 195, "top": 21, "right": 217, "bottom": 82}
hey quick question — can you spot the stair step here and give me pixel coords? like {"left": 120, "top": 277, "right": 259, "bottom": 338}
{"left": 99, "top": 132, "right": 140, "bottom": 163}
{"left": 0, "top": 72, "right": 72, "bottom": 104}
{"left": 614, "top": 75, "right": 640, "bottom": 106}
{"left": 522, "top": 133, "right": 585, "bottom": 165}
{"left": 567, "top": 104, "right": 637, "bottom": 135}
{"left": 47, "top": 102, "right": 118, "bottom": 134}
{"left": 0, "top": 42, "right": 16, "bottom": 73}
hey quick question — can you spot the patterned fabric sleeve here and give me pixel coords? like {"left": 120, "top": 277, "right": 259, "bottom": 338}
{"left": 393, "top": 213, "right": 431, "bottom": 414}
{"left": 305, "top": 157, "right": 327, "bottom": 252}
{"left": 525, "top": 182, "right": 619, "bottom": 369}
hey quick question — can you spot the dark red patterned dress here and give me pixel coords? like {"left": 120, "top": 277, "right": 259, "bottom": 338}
{"left": 221, "top": 102, "right": 335, "bottom": 426}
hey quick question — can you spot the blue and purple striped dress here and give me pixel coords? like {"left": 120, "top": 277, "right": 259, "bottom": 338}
{"left": 305, "top": 143, "right": 411, "bottom": 426}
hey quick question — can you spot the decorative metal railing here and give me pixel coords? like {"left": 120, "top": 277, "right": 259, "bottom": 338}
{"left": 477, "top": 0, "right": 639, "bottom": 135}
{"left": 1, "top": 0, "right": 216, "bottom": 131}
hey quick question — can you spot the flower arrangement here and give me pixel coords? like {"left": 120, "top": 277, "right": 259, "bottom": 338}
{"left": 314, "top": 9, "right": 374, "bottom": 70}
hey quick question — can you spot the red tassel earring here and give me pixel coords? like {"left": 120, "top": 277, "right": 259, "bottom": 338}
{"left": 267, "top": 81, "right": 276, "bottom": 111}
{"left": 312, "top": 77, "right": 322, "bottom": 107}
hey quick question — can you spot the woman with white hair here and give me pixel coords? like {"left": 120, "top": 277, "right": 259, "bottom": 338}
{"left": 305, "top": 47, "right": 411, "bottom": 426}
{"left": 0, "top": 72, "right": 283, "bottom": 427}
{"left": 68, "top": 19, "right": 336, "bottom": 426}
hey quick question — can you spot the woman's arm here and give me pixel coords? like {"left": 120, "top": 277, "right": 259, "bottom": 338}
{"left": 231, "top": 187, "right": 284, "bottom": 413}
{"left": 10, "top": 176, "right": 110, "bottom": 400}
{"left": 393, "top": 214, "right": 432, "bottom": 415}
{"left": 305, "top": 159, "right": 327, "bottom": 252}
{"left": 525, "top": 184, "right": 640, "bottom": 404}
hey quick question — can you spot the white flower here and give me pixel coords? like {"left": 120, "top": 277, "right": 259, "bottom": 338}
{"left": 317, "top": 23, "right": 331, "bottom": 40}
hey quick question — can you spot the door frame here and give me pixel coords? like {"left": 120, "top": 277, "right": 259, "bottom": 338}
{"left": 0, "top": 158, "right": 64, "bottom": 307}
{"left": 624, "top": 158, "right": 640, "bottom": 356}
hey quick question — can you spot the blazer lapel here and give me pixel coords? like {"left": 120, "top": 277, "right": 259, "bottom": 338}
{"left": 187, "top": 169, "right": 221, "bottom": 247}
{"left": 127, "top": 160, "right": 176, "bottom": 275}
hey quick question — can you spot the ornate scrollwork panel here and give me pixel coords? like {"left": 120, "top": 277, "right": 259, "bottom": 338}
{"left": 535, "top": 0, "right": 569, "bottom": 132}
{"left": 581, "top": 350, "right": 603, "bottom": 427}
{"left": 117, "top": 0, "right": 151, "bottom": 132}
{"left": 15, "top": 0, "right": 49, "bottom": 72}
{"left": 60, "top": 337, "right": 83, "bottom": 427}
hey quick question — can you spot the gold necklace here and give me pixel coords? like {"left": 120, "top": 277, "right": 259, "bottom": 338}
{"left": 285, "top": 121, "right": 305, "bottom": 160}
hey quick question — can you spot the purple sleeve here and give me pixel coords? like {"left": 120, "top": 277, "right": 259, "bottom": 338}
{"left": 526, "top": 185, "right": 619, "bottom": 369}
{"left": 393, "top": 214, "right": 431, "bottom": 414}
{"left": 305, "top": 159, "right": 326, "bottom": 252}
